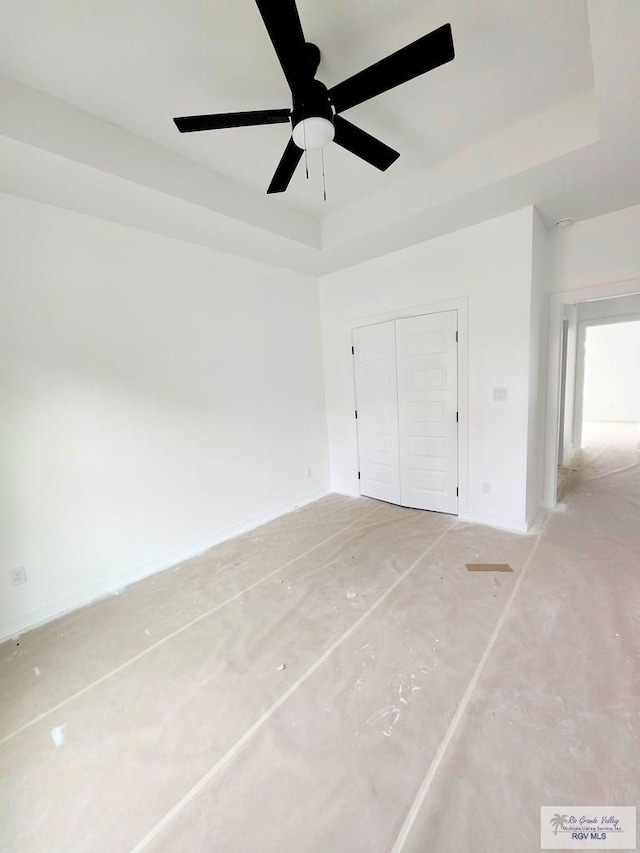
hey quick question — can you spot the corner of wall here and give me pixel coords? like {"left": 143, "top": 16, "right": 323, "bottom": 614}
{"left": 526, "top": 208, "right": 551, "bottom": 522}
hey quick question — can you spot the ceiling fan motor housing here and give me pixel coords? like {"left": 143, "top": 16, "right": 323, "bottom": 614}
{"left": 291, "top": 79, "right": 333, "bottom": 125}
{"left": 291, "top": 78, "right": 334, "bottom": 149}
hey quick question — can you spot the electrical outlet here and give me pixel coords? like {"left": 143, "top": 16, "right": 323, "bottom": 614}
{"left": 307, "top": 467, "right": 313, "bottom": 479}
{"left": 481, "top": 481, "right": 491, "bottom": 495}
{"left": 10, "top": 566, "right": 27, "bottom": 586}
{"left": 493, "top": 387, "right": 508, "bottom": 402}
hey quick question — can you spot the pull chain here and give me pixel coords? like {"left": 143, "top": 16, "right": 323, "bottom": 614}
{"left": 321, "top": 147, "right": 327, "bottom": 201}
{"left": 302, "top": 115, "right": 309, "bottom": 179}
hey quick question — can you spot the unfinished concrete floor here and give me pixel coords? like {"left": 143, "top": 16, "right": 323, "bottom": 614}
{"left": 1, "top": 422, "right": 639, "bottom": 852}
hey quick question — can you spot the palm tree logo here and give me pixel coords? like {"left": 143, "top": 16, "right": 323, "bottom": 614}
{"left": 550, "top": 814, "right": 569, "bottom": 835}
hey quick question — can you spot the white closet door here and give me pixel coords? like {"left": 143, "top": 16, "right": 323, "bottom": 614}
{"left": 353, "top": 322, "right": 401, "bottom": 504}
{"left": 396, "top": 311, "right": 458, "bottom": 514}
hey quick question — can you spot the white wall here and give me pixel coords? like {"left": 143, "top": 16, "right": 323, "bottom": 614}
{"left": 320, "top": 207, "right": 536, "bottom": 533}
{"left": 549, "top": 204, "right": 640, "bottom": 294}
{"left": 0, "top": 193, "right": 329, "bottom": 640}
{"left": 583, "top": 321, "right": 640, "bottom": 422}
{"left": 526, "top": 210, "right": 549, "bottom": 524}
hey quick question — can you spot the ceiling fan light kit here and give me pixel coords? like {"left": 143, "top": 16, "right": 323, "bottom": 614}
{"left": 292, "top": 116, "right": 335, "bottom": 150}
{"left": 173, "top": 0, "right": 455, "bottom": 195}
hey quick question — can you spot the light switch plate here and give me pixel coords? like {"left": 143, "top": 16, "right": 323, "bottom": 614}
{"left": 493, "top": 387, "right": 508, "bottom": 401}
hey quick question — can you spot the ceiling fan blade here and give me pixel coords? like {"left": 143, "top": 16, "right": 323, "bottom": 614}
{"left": 329, "top": 23, "right": 454, "bottom": 114}
{"left": 333, "top": 116, "right": 399, "bottom": 171}
{"left": 174, "top": 109, "right": 290, "bottom": 133}
{"left": 254, "top": 0, "right": 313, "bottom": 95}
{"left": 267, "top": 138, "right": 303, "bottom": 193}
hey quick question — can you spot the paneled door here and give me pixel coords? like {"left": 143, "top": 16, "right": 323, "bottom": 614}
{"left": 353, "top": 311, "right": 458, "bottom": 514}
{"left": 396, "top": 312, "right": 458, "bottom": 513}
{"left": 352, "top": 321, "right": 401, "bottom": 504}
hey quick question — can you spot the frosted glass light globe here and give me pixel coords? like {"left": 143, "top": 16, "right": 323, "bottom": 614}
{"left": 292, "top": 116, "right": 335, "bottom": 150}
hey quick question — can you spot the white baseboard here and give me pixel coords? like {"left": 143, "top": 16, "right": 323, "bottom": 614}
{"left": 0, "top": 487, "right": 330, "bottom": 643}
{"left": 331, "top": 492, "right": 530, "bottom": 535}
{"left": 526, "top": 504, "right": 547, "bottom": 533}
{"left": 331, "top": 491, "right": 531, "bottom": 535}
{"left": 458, "top": 510, "right": 530, "bottom": 535}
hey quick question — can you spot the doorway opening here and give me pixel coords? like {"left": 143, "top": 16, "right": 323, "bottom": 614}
{"left": 555, "top": 294, "right": 640, "bottom": 502}
{"left": 582, "top": 318, "right": 640, "bottom": 449}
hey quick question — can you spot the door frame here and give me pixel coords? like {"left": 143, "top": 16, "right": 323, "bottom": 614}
{"left": 543, "top": 277, "right": 640, "bottom": 508}
{"left": 557, "top": 317, "right": 569, "bottom": 464}
{"left": 347, "top": 296, "right": 468, "bottom": 517}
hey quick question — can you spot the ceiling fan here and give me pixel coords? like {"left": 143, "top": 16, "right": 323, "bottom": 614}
{"left": 173, "top": 0, "right": 455, "bottom": 195}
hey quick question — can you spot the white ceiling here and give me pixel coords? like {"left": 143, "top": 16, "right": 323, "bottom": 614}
{"left": 0, "top": 0, "right": 593, "bottom": 214}
{"left": 0, "top": 1, "right": 639, "bottom": 273}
